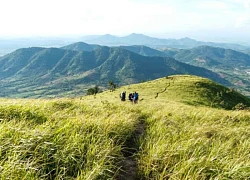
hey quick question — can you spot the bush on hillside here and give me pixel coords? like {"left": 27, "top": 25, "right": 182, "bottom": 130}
{"left": 87, "top": 85, "right": 101, "bottom": 95}
{"left": 233, "top": 103, "right": 247, "bottom": 110}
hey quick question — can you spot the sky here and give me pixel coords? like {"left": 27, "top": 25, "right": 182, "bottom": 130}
{"left": 0, "top": 0, "right": 250, "bottom": 42}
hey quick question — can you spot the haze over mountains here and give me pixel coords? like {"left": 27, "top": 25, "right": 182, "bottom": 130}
{"left": 80, "top": 33, "right": 250, "bottom": 51}
{"left": 1, "top": 33, "right": 250, "bottom": 57}
{"left": 0, "top": 33, "right": 250, "bottom": 98}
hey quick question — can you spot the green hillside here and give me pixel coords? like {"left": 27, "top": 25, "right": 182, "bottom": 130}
{"left": 1, "top": 75, "right": 250, "bottom": 179}
{"left": 119, "top": 45, "right": 167, "bottom": 57}
{"left": 0, "top": 46, "right": 229, "bottom": 98}
{"left": 61, "top": 43, "right": 250, "bottom": 98}
{"left": 120, "top": 75, "right": 250, "bottom": 109}
{"left": 174, "top": 45, "right": 250, "bottom": 68}
{"left": 172, "top": 46, "right": 250, "bottom": 96}
{"left": 62, "top": 41, "right": 168, "bottom": 57}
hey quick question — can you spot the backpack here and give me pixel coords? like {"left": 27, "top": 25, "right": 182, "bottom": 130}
{"left": 122, "top": 92, "right": 125, "bottom": 99}
{"left": 134, "top": 93, "right": 138, "bottom": 99}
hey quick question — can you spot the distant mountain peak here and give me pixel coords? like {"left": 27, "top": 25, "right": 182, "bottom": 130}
{"left": 61, "top": 41, "right": 101, "bottom": 52}
{"left": 129, "top": 33, "right": 147, "bottom": 36}
{"left": 80, "top": 33, "right": 249, "bottom": 51}
{"left": 72, "top": 42, "right": 90, "bottom": 45}
{"left": 103, "top": 34, "right": 117, "bottom": 37}
{"left": 125, "top": 33, "right": 150, "bottom": 38}
{"left": 179, "top": 37, "right": 197, "bottom": 42}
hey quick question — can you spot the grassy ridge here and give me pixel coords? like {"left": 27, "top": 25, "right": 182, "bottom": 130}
{"left": 120, "top": 75, "right": 250, "bottom": 109}
{"left": 1, "top": 75, "right": 250, "bottom": 179}
{"left": 0, "top": 99, "right": 142, "bottom": 179}
{"left": 137, "top": 103, "right": 250, "bottom": 179}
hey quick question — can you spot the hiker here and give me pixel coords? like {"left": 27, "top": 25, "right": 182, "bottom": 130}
{"left": 128, "top": 93, "right": 133, "bottom": 102}
{"left": 120, "top": 91, "right": 126, "bottom": 101}
{"left": 133, "top": 91, "right": 139, "bottom": 104}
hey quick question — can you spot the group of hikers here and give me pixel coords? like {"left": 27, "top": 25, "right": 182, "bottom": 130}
{"left": 120, "top": 91, "right": 139, "bottom": 104}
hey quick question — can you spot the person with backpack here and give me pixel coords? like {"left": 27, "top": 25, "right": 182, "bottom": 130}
{"left": 133, "top": 91, "right": 139, "bottom": 104}
{"left": 128, "top": 93, "right": 133, "bottom": 102}
{"left": 120, "top": 91, "right": 126, "bottom": 101}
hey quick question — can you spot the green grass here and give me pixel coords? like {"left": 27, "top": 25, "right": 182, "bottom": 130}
{"left": 1, "top": 75, "right": 250, "bottom": 179}
{"left": 137, "top": 103, "right": 250, "bottom": 179}
{"left": 119, "top": 75, "right": 250, "bottom": 109}
{"left": 0, "top": 99, "right": 141, "bottom": 179}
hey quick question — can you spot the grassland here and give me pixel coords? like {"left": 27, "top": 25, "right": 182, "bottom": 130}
{"left": 1, "top": 75, "right": 250, "bottom": 179}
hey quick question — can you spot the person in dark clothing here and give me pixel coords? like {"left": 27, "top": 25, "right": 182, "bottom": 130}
{"left": 128, "top": 93, "right": 133, "bottom": 102}
{"left": 133, "top": 92, "right": 139, "bottom": 104}
{"left": 120, "top": 91, "right": 126, "bottom": 101}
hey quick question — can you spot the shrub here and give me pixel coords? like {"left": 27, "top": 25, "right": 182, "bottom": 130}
{"left": 86, "top": 85, "right": 100, "bottom": 95}
{"left": 233, "top": 103, "right": 247, "bottom": 110}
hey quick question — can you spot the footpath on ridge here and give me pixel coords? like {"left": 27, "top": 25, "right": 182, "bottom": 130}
{"left": 116, "top": 114, "right": 148, "bottom": 180}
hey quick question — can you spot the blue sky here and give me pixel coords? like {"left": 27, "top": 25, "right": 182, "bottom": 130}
{"left": 0, "top": 0, "right": 249, "bottom": 42}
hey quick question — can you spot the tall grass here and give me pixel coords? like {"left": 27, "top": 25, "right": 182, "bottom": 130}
{"left": 137, "top": 102, "right": 250, "bottom": 179}
{"left": 1, "top": 75, "right": 250, "bottom": 179}
{"left": 0, "top": 98, "right": 141, "bottom": 179}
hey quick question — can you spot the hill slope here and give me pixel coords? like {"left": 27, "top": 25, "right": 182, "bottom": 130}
{"left": 119, "top": 45, "right": 168, "bottom": 57}
{"left": 117, "top": 75, "right": 250, "bottom": 109}
{"left": 0, "top": 46, "right": 229, "bottom": 98}
{"left": 61, "top": 42, "right": 168, "bottom": 57}
{"left": 172, "top": 46, "right": 250, "bottom": 96}
{"left": 174, "top": 45, "right": 250, "bottom": 68}
{"left": 1, "top": 75, "right": 250, "bottom": 179}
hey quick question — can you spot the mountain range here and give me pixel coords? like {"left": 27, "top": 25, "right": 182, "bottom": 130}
{"left": 81, "top": 33, "right": 250, "bottom": 52}
{"left": 62, "top": 42, "right": 250, "bottom": 70}
{"left": 62, "top": 42, "right": 168, "bottom": 57}
{"left": 62, "top": 42, "right": 250, "bottom": 96}
{"left": 173, "top": 45, "right": 250, "bottom": 68}
{"left": 1, "top": 33, "right": 250, "bottom": 57}
{"left": 0, "top": 45, "right": 229, "bottom": 98}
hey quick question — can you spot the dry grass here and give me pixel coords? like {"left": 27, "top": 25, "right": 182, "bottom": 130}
{"left": 1, "top": 75, "right": 250, "bottom": 179}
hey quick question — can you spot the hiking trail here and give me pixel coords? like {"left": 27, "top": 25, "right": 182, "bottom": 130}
{"left": 116, "top": 117, "right": 146, "bottom": 180}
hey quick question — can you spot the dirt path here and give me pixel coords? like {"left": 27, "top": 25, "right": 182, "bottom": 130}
{"left": 116, "top": 117, "right": 146, "bottom": 180}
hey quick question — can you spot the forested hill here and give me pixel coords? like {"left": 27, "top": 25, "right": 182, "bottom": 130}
{"left": 0, "top": 46, "right": 229, "bottom": 98}
{"left": 61, "top": 42, "right": 100, "bottom": 52}
{"left": 173, "top": 45, "right": 250, "bottom": 68}
{"left": 62, "top": 42, "right": 168, "bottom": 57}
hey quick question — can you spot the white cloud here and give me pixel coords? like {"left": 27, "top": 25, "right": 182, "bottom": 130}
{"left": 197, "top": 1, "right": 230, "bottom": 11}
{"left": 232, "top": 0, "right": 250, "bottom": 28}
{"left": 0, "top": 0, "right": 249, "bottom": 39}
{"left": 235, "top": 13, "right": 250, "bottom": 28}
{"left": 244, "top": 0, "right": 250, "bottom": 8}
